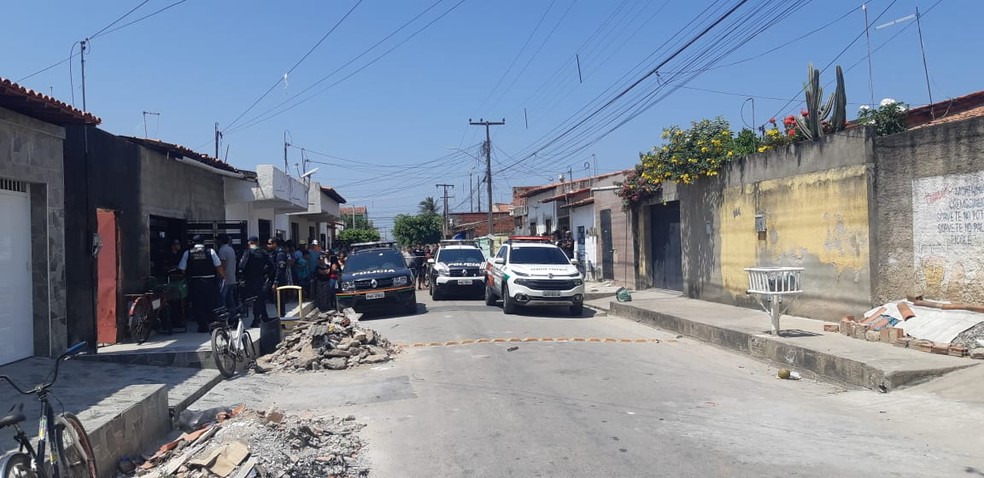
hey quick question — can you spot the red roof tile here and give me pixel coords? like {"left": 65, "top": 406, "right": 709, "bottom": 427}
{"left": 561, "top": 197, "right": 595, "bottom": 209}
{"left": 0, "top": 77, "right": 101, "bottom": 125}
{"left": 519, "top": 169, "right": 630, "bottom": 198}
{"left": 541, "top": 187, "right": 591, "bottom": 203}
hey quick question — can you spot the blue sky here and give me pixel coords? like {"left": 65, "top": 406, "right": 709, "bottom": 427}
{"left": 3, "top": 0, "right": 980, "bottom": 237}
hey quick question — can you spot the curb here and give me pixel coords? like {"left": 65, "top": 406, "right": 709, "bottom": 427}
{"left": 608, "top": 301, "right": 975, "bottom": 392}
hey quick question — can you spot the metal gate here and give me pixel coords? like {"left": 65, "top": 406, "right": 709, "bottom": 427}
{"left": 650, "top": 201, "right": 683, "bottom": 291}
{"left": 600, "top": 209, "right": 614, "bottom": 280}
{"left": 186, "top": 221, "right": 248, "bottom": 256}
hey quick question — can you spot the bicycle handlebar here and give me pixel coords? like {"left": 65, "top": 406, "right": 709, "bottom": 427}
{"left": 0, "top": 342, "right": 87, "bottom": 396}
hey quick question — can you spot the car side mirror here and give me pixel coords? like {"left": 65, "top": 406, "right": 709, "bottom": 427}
{"left": 427, "top": 258, "right": 435, "bottom": 264}
{"left": 570, "top": 259, "right": 580, "bottom": 265}
{"left": 494, "top": 257, "right": 505, "bottom": 265}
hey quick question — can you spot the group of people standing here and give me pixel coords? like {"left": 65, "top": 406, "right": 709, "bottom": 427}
{"left": 172, "top": 234, "right": 347, "bottom": 334}
{"left": 403, "top": 244, "right": 437, "bottom": 290}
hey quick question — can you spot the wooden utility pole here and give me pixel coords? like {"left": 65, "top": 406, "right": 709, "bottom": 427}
{"left": 469, "top": 119, "right": 505, "bottom": 237}
{"left": 436, "top": 183, "right": 454, "bottom": 238}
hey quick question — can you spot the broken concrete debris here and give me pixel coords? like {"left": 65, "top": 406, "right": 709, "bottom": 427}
{"left": 839, "top": 298, "right": 984, "bottom": 359}
{"left": 125, "top": 406, "right": 368, "bottom": 478}
{"left": 257, "top": 308, "right": 400, "bottom": 372}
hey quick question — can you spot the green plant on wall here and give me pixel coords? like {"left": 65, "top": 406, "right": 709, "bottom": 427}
{"left": 857, "top": 98, "right": 909, "bottom": 136}
{"left": 795, "top": 63, "right": 847, "bottom": 140}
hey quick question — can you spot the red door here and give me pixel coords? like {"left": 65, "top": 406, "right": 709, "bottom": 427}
{"left": 96, "top": 209, "right": 119, "bottom": 344}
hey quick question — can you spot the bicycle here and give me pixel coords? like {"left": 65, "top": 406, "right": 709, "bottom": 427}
{"left": 210, "top": 297, "right": 258, "bottom": 378}
{"left": 0, "top": 342, "right": 97, "bottom": 478}
{"left": 126, "top": 273, "right": 184, "bottom": 344}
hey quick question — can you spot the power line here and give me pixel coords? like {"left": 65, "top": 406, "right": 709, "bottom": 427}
{"left": 89, "top": 0, "right": 152, "bottom": 39}
{"left": 16, "top": 0, "right": 190, "bottom": 83}
{"left": 500, "top": 0, "right": 753, "bottom": 174}
{"left": 224, "top": 0, "right": 465, "bottom": 136}
{"left": 223, "top": 0, "right": 365, "bottom": 131}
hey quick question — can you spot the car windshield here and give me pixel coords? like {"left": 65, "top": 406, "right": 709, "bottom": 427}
{"left": 438, "top": 249, "right": 486, "bottom": 264}
{"left": 509, "top": 246, "right": 571, "bottom": 265}
{"left": 345, "top": 250, "right": 406, "bottom": 272}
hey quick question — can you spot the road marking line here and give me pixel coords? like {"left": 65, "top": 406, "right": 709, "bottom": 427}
{"left": 398, "top": 338, "right": 660, "bottom": 348}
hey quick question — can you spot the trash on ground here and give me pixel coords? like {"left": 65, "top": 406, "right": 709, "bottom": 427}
{"left": 777, "top": 368, "right": 801, "bottom": 380}
{"left": 506, "top": 346, "right": 519, "bottom": 352}
{"left": 257, "top": 308, "right": 400, "bottom": 372}
{"left": 616, "top": 287, "right": 632, "bottom": 302}
{"left": 124, "top": 406, "right": 369, "bottom": 478}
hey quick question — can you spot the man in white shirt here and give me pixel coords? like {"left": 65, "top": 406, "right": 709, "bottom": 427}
{"left": 217, "top": 235, "right": 238, "bottom": 310}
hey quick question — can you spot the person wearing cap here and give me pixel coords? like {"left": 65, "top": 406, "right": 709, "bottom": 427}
{"left": 239, "top": 236, "right": 274, "bottom": 327}
{"left": 178, "top": 235, "right": 224, "bottom": 333}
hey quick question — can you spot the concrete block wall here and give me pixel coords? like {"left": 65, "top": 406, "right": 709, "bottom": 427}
{"left": 677, "top": 128, "right": 875, "bottom": 321}
{"left": 0, "top": 106, "right": 68, "bottom": 357}
{"left": 138, "top": 148, "right": 226, "bottom": 281}
{"left": 873, "top": 115, "right": 984, "bottom": 303}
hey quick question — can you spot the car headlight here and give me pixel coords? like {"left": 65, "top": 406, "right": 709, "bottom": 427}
{"left": 393, "top": 275, "right": 409, "bottom": 286}
{"left": 574, "top": 279, "right": 583, "bottom": 286}
{"left": 436, "top": 267, "right": 449, "bottom": 277}
{"left": 514, "top": 279, "right": 529, "bottom": 286}
{"left": 340, "top": 281, "right": 355, "bottom": 292}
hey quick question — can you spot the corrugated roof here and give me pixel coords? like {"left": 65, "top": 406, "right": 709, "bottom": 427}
{"left": 0, "top": 77, "right": 101, "bottom": 125}
{"left": 122, "top": 136, "right": 242, "bottom": 174}
{"left": 320, "top": 186, "right": 347, "bottom": 204}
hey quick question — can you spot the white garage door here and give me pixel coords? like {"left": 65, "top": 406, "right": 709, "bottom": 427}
{"left": 0, "top": 179, "right": 34, "bottom": 365}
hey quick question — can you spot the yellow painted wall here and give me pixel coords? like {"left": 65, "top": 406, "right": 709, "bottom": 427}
{"left": 717, "top": 165, "right": 870, "bottom": 299}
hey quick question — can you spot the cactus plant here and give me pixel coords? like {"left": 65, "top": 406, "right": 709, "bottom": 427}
{"left": 794, "top": 64, "right": 847, "bottom": 140}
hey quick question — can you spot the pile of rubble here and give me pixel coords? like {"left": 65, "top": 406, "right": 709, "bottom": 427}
{"left": 832, "top": 296, "right": 984, "bottom": 359}
{"left": 258, "top": 308, "right": 399, "bottom": 372}
{"left": 122, "top": 406, "right": 368, "bottom": 478}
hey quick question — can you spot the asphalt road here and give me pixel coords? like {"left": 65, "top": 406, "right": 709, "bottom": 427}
{"left": 194, "top": 291, "right": 984, "bottom": 477}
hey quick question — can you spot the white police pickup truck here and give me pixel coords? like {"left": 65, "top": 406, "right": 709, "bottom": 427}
{"left": 484, "top": 236, "right": 585, "bottom": 316}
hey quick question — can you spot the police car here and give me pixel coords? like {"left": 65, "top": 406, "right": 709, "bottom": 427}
{"left": 337, "top": 246, "right": 417, "bottom": 315}
{"left": 427, "top": 240, "right": 486, "bottom": 300}
{"left": 484, "top": 236, "right": 585, "bottom": 316}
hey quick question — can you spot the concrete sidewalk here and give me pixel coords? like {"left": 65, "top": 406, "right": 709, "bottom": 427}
{"left": 0, "top": 357, "right": 222, "bottom": 477}
{"left": 587, "top": 290, "right": 978, "bottom": 392}
{"left": 83, "top": 300, "right": 315, "bottom": 369}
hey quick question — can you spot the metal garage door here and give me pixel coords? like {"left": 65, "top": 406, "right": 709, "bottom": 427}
{"left": 0, "top": 179, "right": 34, "bottom": 365}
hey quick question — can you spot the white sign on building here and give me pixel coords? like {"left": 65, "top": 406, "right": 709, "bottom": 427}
{"left": 911, "top": 171, "right": 984, "bottom": 292}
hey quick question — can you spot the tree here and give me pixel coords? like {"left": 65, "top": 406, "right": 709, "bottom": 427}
{"left": 338, "top": 227, "right": 380, "bottom": 244}
{"left": 393, "top": 213, "right": 443, "bottom": 246}
{"left": 343, "top": 214, "right": 373, "bottom": 230}
{"left": 418, "top": 197, "right": 439, "bottom": 216}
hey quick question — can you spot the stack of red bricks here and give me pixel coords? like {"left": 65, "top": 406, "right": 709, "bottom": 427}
{"left": 823, "top": 312, "right": 972, "bottom": 358}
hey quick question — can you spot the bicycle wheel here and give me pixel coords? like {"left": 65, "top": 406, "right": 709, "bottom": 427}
{"left": 56, "top": 413, "right": 97, "bottom": 478}
{"left": 0, "top": 453, "right": 37, "bottom": 478}
{"left": 211, "top": 328, "right": 237, "bottom": 378}
{"left": 129, "top": 299, "right": 152, "bottom": 344}
{"left": 241, "top": 331, "right": 256, "bottom": 367}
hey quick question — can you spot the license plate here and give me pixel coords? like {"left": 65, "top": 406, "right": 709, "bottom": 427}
{"left": 151, "top": 299, "right": 162, "bottom": 310}
{"left": 457, "top": 279, "right": 473, "bottom": 285}
{"left": 543, "top": 291, "right": 562, "bottom": 297}
{"left": 366, "top": 292, "right": 385, "bottom": 300}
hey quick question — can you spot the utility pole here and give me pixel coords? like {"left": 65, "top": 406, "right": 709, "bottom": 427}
{"left": 80, "top": 39, "right": 88, "bottom": 112}
{"left": 436, "top": 183, "right": 454, "bottom": 238}
{"left": 214, "top": 122, "right": 223, "bottom": 159}
{"left": 915, "top": 7, "right": 934, "bottom": 119}
{"left": 469, "top": 172, "right": 474, "bottom": 213}
{"left": 862, "top": 4, "right": 875, "bottom": 108}
{"left": 469, "top": 118, "right": 505, "bottom": 238}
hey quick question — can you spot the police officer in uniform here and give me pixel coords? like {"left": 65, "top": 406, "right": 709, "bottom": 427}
{"left": 178, "top": 235, "right": 224, "bottom": 332}
{"left": 239, "top": 236, "right": 274, "bottom": 327}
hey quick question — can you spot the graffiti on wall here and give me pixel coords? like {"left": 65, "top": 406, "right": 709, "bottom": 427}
{"left": 912, "top": 171, "right": 984, "bottom": 298}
